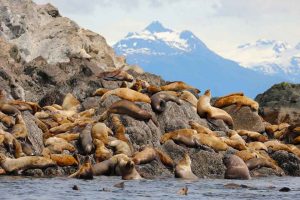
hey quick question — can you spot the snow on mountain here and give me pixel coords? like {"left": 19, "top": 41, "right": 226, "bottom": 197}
{"left": 114, "top": 21, "right": 282, "bottom": 97}
{"left": 227, "top": 39, "right": 300, "bottom": 79}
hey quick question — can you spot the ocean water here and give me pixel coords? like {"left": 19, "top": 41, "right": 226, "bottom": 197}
{"left": 0, "top": 176, "right": 299, "bottom": 200}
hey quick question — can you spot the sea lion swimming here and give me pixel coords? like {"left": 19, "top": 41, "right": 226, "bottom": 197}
{"left": 151, "top": 91, "right": 183, "bottom": 113}
{"left": 99, "top": 88, "right": 151, "bottom": 104}
{"left": 214, "top": 93, "right": 259, "bottom": 111}
{"left": 99, "top": 100, "right": 158, "bottom": 126}
{"left": 197, "top": 90, "right": 233, "bottom": 127}
{"left": 224, "top": 154, "right": 251, "bottom": 180}
{"left": 0, "top": 153, "right": 56, "bottom": 173}
{"left": 175, "top": 153, "right": 198, "bottom": 180}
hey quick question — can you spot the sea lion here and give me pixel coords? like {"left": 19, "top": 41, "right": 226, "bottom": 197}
{"left": 132, "top": 147, "right": 157, "bottom": 165}
{"left": 91, "top": 122, "right": 113, "bottom": 145}
{"left": 111, "top": 115, "right": 133, "bottom": 151}
{"left": 99, "top": 100, "right": 158, "bottom": 126}
{"left": 62, "top": 93, "right": 80, "bottom": 112}
{"left": 93, "top": 88, "right": 110, "bottom": 96}
{"left": 293, "top": 136, "right": 300, "bottom": 144}
{"left": 214, "top": 93, "right": 259, "bottom": 111}
{"left": 161, "top": 81, "right": 199, "bottom": 93}
{"left": 11, "top": 114, "right": 28, "bottom": 139}
{"left": 0, "top": 153, "right": 56, "bottom": 173}
{"left": 245, "top": 157, "right": 277, "bottom": 171}
{"left": 0, "top": 111, "right": 15, "bottom": 127}
{"left": 179, "top": 90, "right": 198, "bottom": 109}
{"left": 175, "top": 153, "right": 198, "bottom": 180}
{"left": 49, "top": 123, "right": 77, "bottom": 134}
{"left": 197, "top": 90, "right": 233, "bottom": 127}
{"left": 224, "top": 154, "right": 251, "bottom": 180}
{"left": 97, "top": 66, "right": 134, "bottom": 82}
{"left": 8, "top": 100, "right": 41, "bottom": 113}
{"left": 0, "top": 103, "right": 20, "bottom": 115}
{"left": 235, "top": 150, "right": 258, "bottom": 162}
{"left": 99, "top": 88, "right": 151, "bottom": 104}
{"left": 69, "top": 156, "right": 93, "bottom": 180}
{"left": 74, "top": 109, "right": 96, "bottom": 118}
{"left": 0, "top": 129, "right": 15, "bottom": 153}
{"left": 42, "top": 148, "right": 78, "bottom": 167}
{"left": 118, "top": 158, "right": 142, "bottom": 180}
{"left": 237, "top": 130, "right": 268, "bottom": 142}
{"left": 108, "top": 139, "right": 132, "bottom": 157}
{"left": 45, "top": 137, "right": 76, "bottom": 153}
{"left": 13, "top": 139, "right": 25, "bottom": 158}
{"left": 220, "top": 137, "right": 247, "bottom": 151}
{"left": 55, "top": 132, "right": 80, "bottom": 142}
{"left": 94, "top": 139, "right": 113, "bottom": 162}
{"left": 151, "top": 91, "right": 183, "bottom": 113}
{"left": 79, "top": 124, "right": 94, "bottom": 155}
{"left": 189, "top": 121, "right": 217, "bottom": 136}
{"left": 247, "top": 142, "right": 268, "bottom": 151}
{"left": 21, "top": 142, "right": 35, "bottom": 156}
{"left": 264, "top": 140, "right": 292, "bottom": 153}
{"left": 227, "top": 130, "right": 246, "bottom": 145}
{"left": 155, "top": 149, "right": 175, "bottom": 168}
{"left": 130, "top": 79, "right": 150, "bottom": 92}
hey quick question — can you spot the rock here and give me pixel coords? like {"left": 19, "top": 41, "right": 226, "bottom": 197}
{"left": 39, "top": 3, "right": 61, "bottom": 18}
{"left": 256, "top": 82, "right": 300, "bottom": 125}
{"left": 223, "top": 105, "right": 265, "bottom": 132}
{"left": 250, "top": 167, "right": 278, "bottom": 177}
{"left": 43, "top": 167, "right": 64, "bottom": 177}
{"left": 23, "top": 169, "right": 44, "bottom": 177}
{"left": 22, "top": 111, "right": 44, "bottom": 154}
{"left": 271, "top": 150, "right": 300, "bottom": 176}
{"left": 136, "top": 160, "right": 173, "bottom": 179}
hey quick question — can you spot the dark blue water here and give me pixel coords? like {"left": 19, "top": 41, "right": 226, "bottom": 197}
{"left": 0, "top": 176, "right": 299, "bottom": 200}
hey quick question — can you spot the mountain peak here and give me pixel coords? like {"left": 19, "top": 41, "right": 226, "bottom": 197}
{"left": 144, "top": 21, "right": 172, "bottom": 33}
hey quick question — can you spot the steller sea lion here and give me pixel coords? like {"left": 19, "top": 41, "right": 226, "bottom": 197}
{"left": 132, "top": 147, "right": 157, "bottom": 165}
{"left": 175, "top": 153, "right": 198, "bottom": 180}
{"left": 235, "top": 150, "right": 258, "bottom": 162}
{"left": 42, "top": 148, "right": 78, "bottom": 167}
{"left": 237, "top": 130, "right": 268, "bottom": 142}
{"left": 93, "top": 88, "right": 110, "bottom": 97}
{"left": 224, "top": 154, "right": 251, "bottom": 180}
{"left": 108, "top": 139, "right": 133, "bottom": 157}
{"left": 179, "top": 90, "right": 198, "bottom": 109}
{"left": 91, "top": 122, "right": 112, "bottom": 144}
{"left": 161, "top": 81, "right": 200, "bottom": 93}
{"left": 155, "top": 149, "right": 175, "bottom": 168}
{"left": 189, "top": 121, "right": 217, "bottom": 136}
{"left": 97, "top": 66, "right": 134, "bottom": 82}
{"left": 197, "top": 90, "right": 233, "bottom": 127}
{"left": 99, "top": 100, "right": 158, "bottom": 126}
{"left": 69, "top": 156, "right": 93, "bottom": 180}
{"left": 55, "top": 132, "right": 80, "bottom": 142}
{"left": 49, "top": 122, "right": 78, "bottom": 134}
{"left": 13, "top": 139, "right": 26, "bottom": 158}
{"left": 118, "top": 158, "right": 142, "bottom": 180}
{"left": 94, "top": 139, "right": 113, "bottom": 162}
{"left": 0, "top": 103, "right": 20, "bottom": 116}
{"left": 220, "top": 137, "right": 247, "bottom": 151}
{"left": 0, "top": 153, "right": 56, "bottom": 173}
{"left": 11, "top": 114, "right": 28, "bottom": 139}
{"left": 151, "top": 91, "right": 183, "bottom": 113}
{"left": 99, "top": 88, "right": 151, "bottom": 104}
{"left": 247, "top": 142, "right": 268, "bottom": 151}
{"left": 214, "top": 93, "right": 259, "bottom": 111}
{"left": 264, "top": 140, "right": 292, "bottom": 153}
{"left": 245, "top": 157, "right": 277, "bottom": 171}
{"left": 45, "top": 137, "right": 76, "bottom": 153}
{"left": 62, "top": 93, "right": 80, "bottom": 112}
{"left": 21, "top": 142, "right": 35, "bottom": 156}
{"left": 79, "top": 124, "right": 94, "bottom": 155}
{"left": 0, "top": 111, "right": 15, "bottom": 127}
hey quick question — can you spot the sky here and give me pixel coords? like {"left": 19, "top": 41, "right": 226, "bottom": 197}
{"left": 33, "top": 0, "right": 300, "bottom": 58}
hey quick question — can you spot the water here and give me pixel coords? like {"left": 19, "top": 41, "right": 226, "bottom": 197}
{"left": 0, "top": 176, "right": 300, "bottom": 200}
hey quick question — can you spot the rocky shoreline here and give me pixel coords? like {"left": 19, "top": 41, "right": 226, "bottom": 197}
{"left": 1, "top": 0, "right": 300, "bottom": 180}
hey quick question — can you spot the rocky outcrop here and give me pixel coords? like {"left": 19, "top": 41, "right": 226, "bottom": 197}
{"left": 271, "top": 150, "right": 300, "bottom": 176}
{"left": 256, "top": 82, "right": 300, "bottom": 125}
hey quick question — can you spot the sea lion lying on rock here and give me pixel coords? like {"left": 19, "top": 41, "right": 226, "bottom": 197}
{"left": 151, "top": 91, "right": 183, "bottom": 113}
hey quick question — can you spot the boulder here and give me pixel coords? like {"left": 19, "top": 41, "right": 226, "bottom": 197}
{"left": 271, "top": 150, "right": 300, "bottom": 176}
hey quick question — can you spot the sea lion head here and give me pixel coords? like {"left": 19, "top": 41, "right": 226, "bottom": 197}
{"left": 204, "top": 89, "right": 211, "bottom": 97}
{"left": 0, "top": 153, "right": 6, "bottom": 164}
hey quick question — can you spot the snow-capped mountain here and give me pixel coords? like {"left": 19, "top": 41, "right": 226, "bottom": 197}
{"left": 227, "top": 39, "right": 300, "bottom": 79}
{"left": 114, "top": 21, "right": 282, "bottom": 97}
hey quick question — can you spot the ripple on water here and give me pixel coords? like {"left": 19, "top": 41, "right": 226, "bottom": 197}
{"left": 0, "top": 176, "right": 300, "bottom": 200}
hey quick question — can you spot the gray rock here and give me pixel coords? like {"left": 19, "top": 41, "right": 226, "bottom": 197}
{"left": 23, "top": 169, "right": 44, "bottom": 177}
{"left": 136, "top": 160, "right": 173, "bottom": 179}
{"left": 223, "top": 105, "right": 265, "bottom": 132}
{"left": 22, "top": 111, "right": 44, "bottom": 154}
{"left": 271, "top": 150, "right": 300, "bottom": 176}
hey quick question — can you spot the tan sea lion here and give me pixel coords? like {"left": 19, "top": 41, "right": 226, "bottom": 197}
{"left": 175, "top": 153, "right": 198, "bottom": 180}
{"left": 91, "top": 122, "right": 112, "bottom": 144}
{"left": 11, "top": 114, "right": 28, "bottom": 139}
{"left": 224, "top": 154, "right": 251, "bottom": 180}
{"left": 118, "top": 158, "right": 142, "bottom": 180}
{"left": 45, "top": 137, "right": 76, "bottom": 153}
{"left": 235, "top": 150, "right": 258, "bottom": 162}
{"left": 245, "top": 157, "right": 277, "bottom": 171}
{"left": 69, "top": 156, "right": 93, "bottom": 180}
{"left": 132, "top": 147, "right": 157, "bottom": 165}
{"left": 94, "top": 139, "right": 112, "bottom": 162}
{"left": 99, "top": 88, "right": 151, "bottom": 104}
{"left": 99, "top": 100, "right": 158, "bottom": 126}
{"left": 111, "top": 115, "right": 134, "bottom": 151}
{"left": 151, "top": 91, "right": 183, "bottom": 113}
{"left": 55, "top": 132, "right": 80, "bottom": 142}
{"left": 220, "top": 137, "right": 247, "bottom": 151}
{"left": 237, "top": 130, "right": 268, "bottom": 142}
{"left": 227, "top": 130, "right": 246, "bottom": 145}
{"left": 247, "top": 142, "right": 268, "bottom": 151}
{"left": 189, "top": 121, "right": 217, "bottom": 136}
{"left": 0, "top": 129, "right": 15, "bottom": 152}
{"left": 155, "top": 149, "right": 175, "bottom": 168}
{"left": 0, "top": 111, "right": 15, "bottom": 127}
{"left": 79, "top": 124, "right": 94, "bottom": 155}
{"left": 13, "top": 139, "right": 25, "bottom": 158}
{"left": 74, "top": 109, "right": 96, "bottom": 118}
{"left": 49, "top": 123, "right": 77, "bottom": 134}
{"left": 197, "top": 90, "right": 233, "bottom": 127}
{"left": 108, "top": 139, "right": 132, "bottom": 157}
{"left": 146, "top": 85, "right": 162, "bottom": 94}
{"left": 0, "top": 103, "right": 20, "bottom": 115}
{"left": 97, "top": 66, "right": 134, "bottom": 82}
{"left": 264, "top": 140, "right": 292, "bottom": 153}
{"left": 214, "top": 93, "right": 259, "bottom": 111}
{"left": 93, "top": 88, "right": 110, "bottom": 96}
{"left": 8, "top": 100, "right": 41, "bottom": 113}
{"left": 62, "top": 93, "right": 80, "bottom": 112}
{"left": 179, "top": 90, "right": 198, "bottom": 109}
{"left": 130, "top": 79, "right": 150, "bottom": 92}
{"left": 161, "top": 81, "right": 199, "bottom": 93}
{"left": 0, "top": 153, "right": 56, "bottom": 173}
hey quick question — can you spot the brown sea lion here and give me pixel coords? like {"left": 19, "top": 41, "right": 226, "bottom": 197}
{"left": 214, "top": 93, "right": 259, "bottom": 111}
{"left": 0, "top": 103, "right": 20, "bottom": 115}
{"left": 79, "top": 124, "right": 94, "bottom": 155}
{"left": 175, "top": 153, "right": 198, "bottom": 180}
{"left": 94, "top": 139, "right": 113, "bottom": 162}
{"left": 62, "top": 93, "right": 80, "bottom": 112}
{"left": 0, "top": 129, "right": 15, "bottom": 153}
{"left": 197, "top": 90, "right": 233, "bottom": 127}
{"left": 8, "top": 100, "right": 41, "bottom": 113}
{"left": 93, "top": 88, "right": 110, "bottom": 96}
{"left": 55, "top": 132, "right": 80, "bottom": 142}
{"left": 189, "top": 121, "right": 217, "bottom": 136}
{"left": 100, "top": 88, "right": 151, "bottom": 104}
{"left": 108, "top": 139, "right": 133, "bottom": 157}
{"left": 69, "top": 156, "right": 93, "bottom": 180}
{"left": 237, "top": 130, "right": 268, "bottom": 142}
{"left": 13, "top": 139, "right": 25, "bottom": 158}
{"left": 91, "top": 122, "right": 112, "bottom": 144}
{"left": 155, "top": 149, "right": 175, "bottom": 168}
{"left": 132, "top": 147, "right": 157, "bottom": 165}
{"left": 0, "top": 111, "right": 15, "bottom": 127}
{"left": 130, "top": 79, "right": 150, "bottom": 92}
{"left": 224, "top": 154, "right": 251, "bottom": 180}
{"left": 227, "top": 130, "right": 246, "bottom": 145}
{"left": 45, "top": 137, "right": 76, "bottom": 153}
{"left": 11, "top": 114, "right": 28, "bottom": 139}
{"left": 161, "top": 81, "right": 200, "bottom": 93}
{"left": 0, "top": 153, "right": 56, "bottom": 173}
{"left": 151, "top": 91, "right": 183, "bottom": 113}
{"left": 42, "top": 148, "right": 78, "bottom": 167}
{"left": 99, "top": 100, "right": 158, "bottom": 126}
{"left": 49, "top": 123, "right": 77, "bottom": 134}
{"left": 97, "top": 66, "right": 134, "bottom": 82}
{"left": 21, "top": 142, "right": 35, "bottom": 156}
